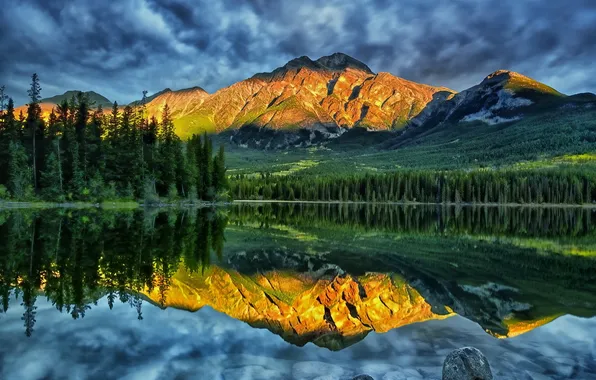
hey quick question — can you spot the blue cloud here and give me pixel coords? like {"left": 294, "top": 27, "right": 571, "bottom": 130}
{"left": 0, "top": 295, "right": 595, "bottom": 379}
{"left": 1, "top": 0, "right": 595, "bottom": 105}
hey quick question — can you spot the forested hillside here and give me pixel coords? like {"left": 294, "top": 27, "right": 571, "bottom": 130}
{"left": 0, "top": 76, "right": 228, "bottom": 203}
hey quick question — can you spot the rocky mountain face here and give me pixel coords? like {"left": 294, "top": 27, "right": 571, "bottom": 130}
{"left": 143, "top": 86, "right": 209, "bottom": 122}
{"left": 408, "top": 70, "right": 564, "bottom": 130}
{"left": 143, "top": 53, "right": 454, "bottom": 144}
{"left": 143, "top": 266, "right": 453, "bottom": 350}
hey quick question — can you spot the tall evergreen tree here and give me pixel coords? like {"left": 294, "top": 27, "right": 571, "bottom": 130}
{"left": 26, "top": 74, "right": 43, "bottom": 191}
{"left": 8, "top": 140, "right": 32, "bottom": 199}
{"left": 0, "top": 98, "right": 18, "bottom": 185}
{"left": 40, "top": 141, "right": 64, "bottom": 200}
{"left": 0, "top": 85, "right": 7, "bottom": 113}
{"left": 156, "top": 104, "right": 178, "bottom": 196}
{"left": 202, "top": 133, "right": 213, "bottom": 199}
{"left": 213, "top": 144, "right": 227, "bottom": 193}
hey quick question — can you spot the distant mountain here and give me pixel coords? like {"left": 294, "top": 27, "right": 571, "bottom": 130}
{"left": 40, "top": 90, "right": 113, "bottom": 109}
{"left": 14, "top": 90, "right": 112, "bottom": 121}
{"left": 408, "top": 70, "right": 565, "bottom": 130}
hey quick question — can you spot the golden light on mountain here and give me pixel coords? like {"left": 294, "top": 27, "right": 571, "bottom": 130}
{"left": 141, "top": 265, "right": 456, "bottom": 350}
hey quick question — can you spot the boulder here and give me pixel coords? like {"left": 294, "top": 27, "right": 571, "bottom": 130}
{"left": 352, "top": 376, "right": 375, "bottom": 380}
{"left": 442, "top": 347, "right": 493, "bottom": 380}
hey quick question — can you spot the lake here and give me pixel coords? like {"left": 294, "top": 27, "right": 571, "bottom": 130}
{"left": 0, "top": 204, "right": 595, "bottom": 380}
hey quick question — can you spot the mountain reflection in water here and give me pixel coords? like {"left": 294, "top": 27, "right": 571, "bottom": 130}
{"left": 0, "top": 204, "right": 595, "bottom": 377}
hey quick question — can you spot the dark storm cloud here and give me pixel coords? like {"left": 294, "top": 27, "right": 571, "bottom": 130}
{"left": 1, "top": 0, "right": 595, "bottom": 105}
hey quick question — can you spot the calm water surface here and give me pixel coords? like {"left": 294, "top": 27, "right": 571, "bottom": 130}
{"left": 0, "top": 204, "right": 595, "bottom": 380}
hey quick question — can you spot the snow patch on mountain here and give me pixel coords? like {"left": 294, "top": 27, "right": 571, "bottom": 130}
{"left": 461, "top": 89, "right": 533, "bottom": 125}
{"left": 461, "top": 111, "right": 521, "bottom": 125}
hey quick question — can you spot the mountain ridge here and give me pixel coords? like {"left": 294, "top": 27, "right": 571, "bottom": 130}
{"left": 14, "top": 53, "right": 590, "bottom": 148}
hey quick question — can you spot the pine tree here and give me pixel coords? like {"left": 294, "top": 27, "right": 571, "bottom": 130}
{"left": 26, "top": 74, "right": 43, "bottom": 191}
{"left": 74, "top": 92, "right": 90, "bottom": 181}
{"left": 40, "top": 141, "right": 64, "bottom": 200}
{"left": 87, "top": 106, "right": 104, "bottom": 176}
{"left": 0, "top": 98, "right": 18, "bottom": 185}
{"left": 195, "top": 134, "right": 206, "bottom": 199}
{"left": 156, "top": 104, "right": 178, "bottom": 195}
{"left": 69, "top": 140, "right": 85, "bottom": 198}
{"left": 213, "top": 144, "right": 227, "bottom": 193}
{"left": 203, "top": 133, "right": 213, "bottom": 199}
{"left": 186, "top": 135, "right": 199, "bottom": 198}
{"left": 0, "top": 85, "right": 7, "bottom": 113}
{"left": 8, "top": 141, "right": 33, "bottom": 199}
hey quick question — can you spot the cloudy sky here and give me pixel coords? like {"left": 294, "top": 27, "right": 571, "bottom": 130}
{"left": 0, "top": 296, "right": 594, "bottom": 379}
{"left": 2, "top": 0, "right": 596, "bottom": 105}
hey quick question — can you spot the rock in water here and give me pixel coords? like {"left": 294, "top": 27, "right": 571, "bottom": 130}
{"left": 352, "top": 376, "right": 374, "bottom": 380}
{"left": 442, "top": 347, "right": 493, "bottom": 380}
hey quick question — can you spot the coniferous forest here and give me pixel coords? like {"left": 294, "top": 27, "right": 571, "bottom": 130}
{"left": 231, "top": 169, "right": 596, "bottom": 205}
{"left": 0, "top": 75, "right": 228, "bottom": 203}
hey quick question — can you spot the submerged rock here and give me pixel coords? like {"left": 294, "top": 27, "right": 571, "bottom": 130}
{"left": 352, "top": 375, "right": 375, "bottom": 380}
{"left": 442, "top": 347, "right": 493, "bottom": 380}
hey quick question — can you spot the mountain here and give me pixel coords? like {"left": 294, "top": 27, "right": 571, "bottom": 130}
{"left": 40, "top": 90, "right": 113, "bottom": 108}
{"left": 143, "top": 267, "right": 451, "bottom": 350}
{"left": 14, "top": 90, "right": 113, "bottom": 121}
{"left": 408, "top": 70, "right": 565, "bottom": 130}
{"left": 144, "top": 53, "right": 454, "bottom": 142}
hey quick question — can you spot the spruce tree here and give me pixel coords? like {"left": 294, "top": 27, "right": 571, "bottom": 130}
{"left": 74, "top": 92, "right": 90, "bottom": 181}
{"left": 0, "top": 85, "right": 7, "bottom": 113}
{"left": 8, "top": 141, "right": 33, "bottom": 199}
{"left": 40, "top": 142, "right": 64, "bottom": 201}
{"left": 203, "top": 133, "right": 213, "bottom": 199}
{"left": 0, "top": 98, "right": 18, "bottom": 185}
{"left": 156, "top": 104, "right": 178, "bottom": 196}
{"left": 195, "top": 134, "right": 206, "bottom": 199}
{"left": 213, "top": 144, "right": 227, "bottom": 193}
{"left": 26, "top": 74, "right": 43, "bottom": 191}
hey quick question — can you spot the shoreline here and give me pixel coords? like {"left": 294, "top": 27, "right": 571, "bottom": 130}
{"left": 232, "top": 199, "right": 596, "bottom": 209}
{"left": 0, "top": 200, "right": 231, "bottom": 210}
{"left": 1, "top": 199, "right": 595, "bottom": 209}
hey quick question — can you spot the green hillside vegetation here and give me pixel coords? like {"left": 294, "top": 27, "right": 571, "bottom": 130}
{"left": 174, "top": 112, "right": 217, "bottom": 140}
{"left": 222, "top": 105, "right": 596, "bottom": 178}
{"left": 503, "top": 73, "right": 564, "bottom": 100}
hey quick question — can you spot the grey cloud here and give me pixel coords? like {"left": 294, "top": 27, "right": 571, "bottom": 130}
{"left": 0, "top": 296, "right": 594, "bottom": 379}
{"left": 1, "top": 0, "right": 595, "bottom": 105}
